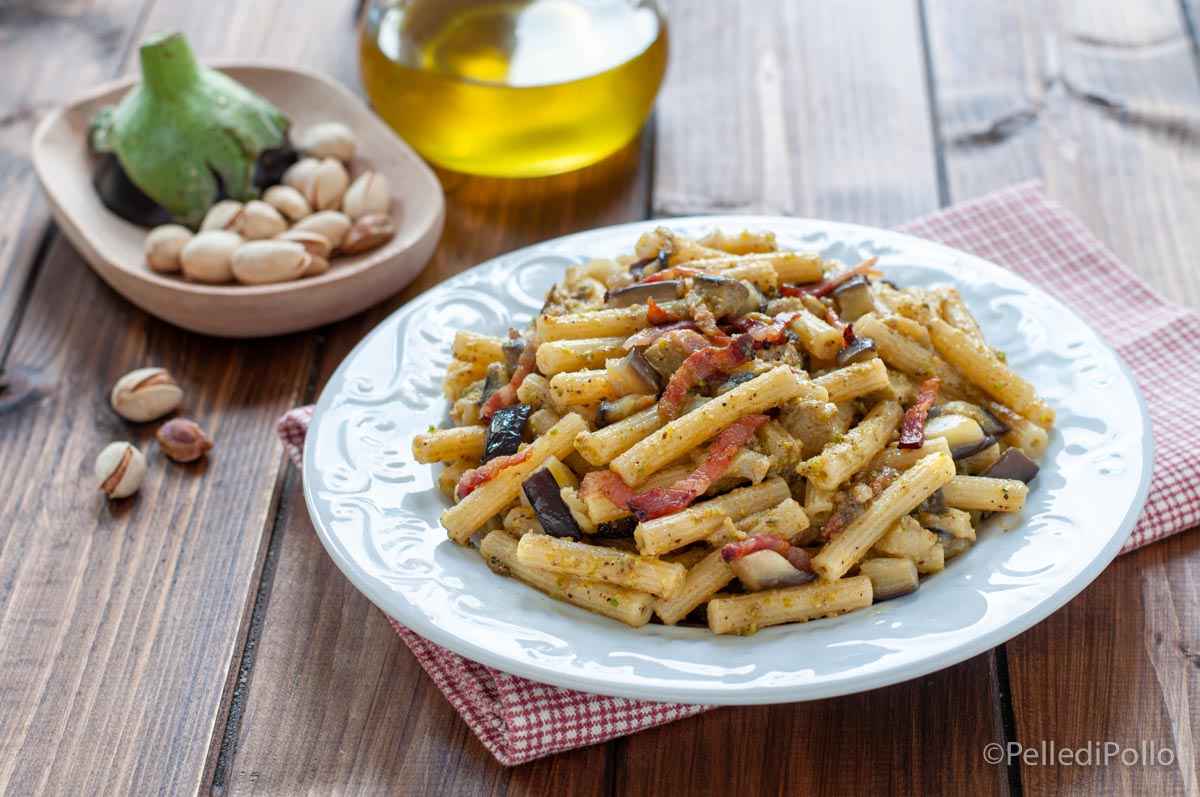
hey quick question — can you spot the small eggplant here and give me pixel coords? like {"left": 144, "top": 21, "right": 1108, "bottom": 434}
{"left": 606, "top": 348, "right": 660, "bottom": 395}
{"left": 950, "top": 434, "right": 999, "bottom": 461}
{"left": 918, "top": 488, "right": 949, "bottom": 515}
{"left": 93, "top": 154, "right": 174, "bottom": 228}
{"left": 924, "top": 413, "right": 985, "bottom": 450}
{"left": 606, "top": 280, "right": 681, "bottom": 308}
{"left": 597, "top": 394, "right": 656, "bottom": 427}
{"left": 729, "top": 550, "right": 817, "bottom": 591}
{"left": 835, "top": 336, "right": 877, "bottom": 367}
{"left": 690, "top": 273, "right": 758, "bottom": 318}
{"left": 935, "top": 531, "right": 972, "bottom": 560}
{"left": 831, "top": 275, "right": 874, "bottom": 321}
{"left": 593, "top": 516, "right": 638, "bottom": 538}
{"left": 522, "top": 467, "right": 582, "bottom": 539}
{"left": 483, "top": 403, "right": 531, "bottom": 462}
{"left": 860, "top": 557, "right": 919, "bottom": 601}
{"left": 253, "top": 141, "right": 299, "bottom": 191}
{"left": 982, "top": 447, "right": 1040, "bottom": 483}
{"left": 478, "top": 362, "right": 509, "bottom": 404}
{"left": 714, "top": 370, "right": 759, "bottom": 396}
{"left": 501, "top": 336, "right": 527, "bottom": 376}
{"left": 943, "top": 400, "right": 1011, "bottom": 438}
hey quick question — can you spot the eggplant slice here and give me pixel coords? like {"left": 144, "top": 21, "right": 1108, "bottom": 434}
{"left": 522, "top": 467, "right": 582, "bottom": 539}
{"left": 982, "top": 447, "right": 1040, "bottom": 483}
{"left": 483, "top": 403, "right": 532, "bottom": 462}
{"left": 606, "top": 280, "right": 681, "bottom": 308}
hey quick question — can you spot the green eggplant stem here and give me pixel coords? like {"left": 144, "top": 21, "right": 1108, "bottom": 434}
{"left": 137, "top": 31, "right": 203, "bottom": 96}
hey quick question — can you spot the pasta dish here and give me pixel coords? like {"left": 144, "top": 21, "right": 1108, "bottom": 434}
{"left": 412, "top": 228, "right": 1051, "bottom": 635}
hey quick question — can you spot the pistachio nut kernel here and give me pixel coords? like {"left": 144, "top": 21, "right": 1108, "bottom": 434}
{"left": 199, "top": 199, "right": 245, "bottom": 232}
{"left": 308, "top": 157, "right": 349, "bottom": 211}
{"left": 262, "top": 184, "right": 312, "bottom": 222}
{"left": 110, "top": 367, "right": 185, "bottom": 422}
{"left": 95, "top": 441, "right": 146, "bottom": 499}
{"left": 298, "top": 121, "right": 357, "bottom": 162}
{"left": 341, "top": 171, "right": 390, "bottom": 219}
{"left": 282, "top": 157, "right": 321, "bottom": 195}
{"left": 231, "top": 240, "right": 309, "bottom": 285}
{"left": 240, "top": 200, "right": 288, "bottom": 240}
{"left": 144, "top": 224, "right": 193, "bottom": 273}
{"left": 180, "top": 230, "right": 241, "bottom": 284}
{"left": 156, "top": 418, "right": 214, "bottom": 463}
{"left": 292, "top": 211, "right": 351, "bottom": 250}
{"left": 301, "top": 254, "right": 331, "bottom": 278}
{"left": 275, "top": 229, "right": 333, "bottom": 258}
{"left": 341, "top": 212, "right": 396, "bottom": 255}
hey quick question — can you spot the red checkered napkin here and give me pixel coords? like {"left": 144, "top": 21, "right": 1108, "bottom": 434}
{"left": 277, "top": 181, "right": 1197, "bottom": 764}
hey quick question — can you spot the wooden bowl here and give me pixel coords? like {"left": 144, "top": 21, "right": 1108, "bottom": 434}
{"left": 31, "top": 64, "right": 445, "bottom": 338}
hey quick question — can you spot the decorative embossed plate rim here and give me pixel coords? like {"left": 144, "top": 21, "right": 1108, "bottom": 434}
{"left": 302, "top": 216, "right": 1153, "bottom": 705}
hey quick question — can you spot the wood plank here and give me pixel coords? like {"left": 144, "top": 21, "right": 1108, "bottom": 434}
{"left": 617, "top": 2, "right": 1007, "bottom": 794}
{"left": 222, "top": 486, "right": 613, "bottom": 796}
{"left": 925, "top": 0, "right": 1200, "bottom": 305}
{"left": 923, "top": 0, "right": 1200, "bottom": 793}
{"left": 652, "top": 0, "right": 941, "bottom": 225}
{"left": 0, "top": 0, "right": 151, "bottom": 340}
{"left": 221, "top": 127, "right": 651, "bottom": 796}
{"left": 0, "top": 1, "right": 366, "bottom": 793}
{"left": 616, "top": 658, "right": 1005, "bottom": 797}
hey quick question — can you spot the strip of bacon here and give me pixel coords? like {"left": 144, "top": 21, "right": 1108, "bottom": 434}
{"left": 622, "top": 320, "right": 701, "bottom": 350}
{"left": 823, "top": 306, "right": 857, "bottom": 345}
{"left": 899, "top": 376, "right": 941, "bottom": 449}
{"left": 479, "top": 335, "right": 541, "bottom": 423}
{"left": 720, "top": 534, "right": 813, "bottom": 572}
{"left": 628, "top": 414, "right": 769, "bottom": 521}
{"left": 647, "top": 297, "right": 681, "bottom": 325}
{"left": 455, "top": 449, "right": 532, "bottom": 499}
{"left": 729, "top": 312, "right": 799, "bottom": 347}
{"left": 689, "top": 302, "right": 733, "bottom": 345}
{"left": 780, "top": 257, "right": 880, "bottom": 299}
{"left": 579, "top": 470, "right": 637, "bottom": 509}
{"left": 658, "top": 335, "right": 753, "bottom": 419}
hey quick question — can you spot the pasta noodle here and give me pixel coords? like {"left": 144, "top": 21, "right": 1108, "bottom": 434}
{"left": 415, "top": 227, "right": 1052, "bottom": 635}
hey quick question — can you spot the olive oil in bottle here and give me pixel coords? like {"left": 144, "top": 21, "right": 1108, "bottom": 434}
{"left": 359, "top": 0, "right": 667, "bottom": 177}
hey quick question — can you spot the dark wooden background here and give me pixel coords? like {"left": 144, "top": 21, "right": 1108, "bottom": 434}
{"left": 1, "top": 1, "right": 1198, "bottom": 794}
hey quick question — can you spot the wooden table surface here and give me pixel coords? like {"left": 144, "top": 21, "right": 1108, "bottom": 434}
{"left": 2, "top": 1, "right": 1199, "bottom": 795}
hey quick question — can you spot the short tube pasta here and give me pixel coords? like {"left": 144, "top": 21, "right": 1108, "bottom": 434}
{"left": 420, "top": 227, "right": 1049, "bottom": 635}
{"left": 481, "top": 531, "right": 654, "bottom": 627}
{"left": 517, "top": 534, "right": 686, "bottom": 598}
{"left": 941, "top": 475, "right": 1028, "bottom": 512}
{"left": 441, "top": 413, "right": 588, "bottom": 544}
{"left": 707, "top": 576, "right": 873, "bottom": 635}
{"left": 610, "top": 366, "right": 805, "bottom": 486}
{"left": 810, "top": 452, "right": 956, "bottom": 580}
{"left": 412, "top": 425, "right": 487, "bottom": 464}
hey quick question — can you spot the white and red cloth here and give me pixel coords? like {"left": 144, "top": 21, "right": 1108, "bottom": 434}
{"left": 277, "top": 181, "right": 1198, "bottom": 764}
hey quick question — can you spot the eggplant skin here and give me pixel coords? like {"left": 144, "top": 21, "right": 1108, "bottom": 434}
{"left": 522, "top": 468, "right": 582, "bottom": 539}
{"left": 593, "top": 516, "right": 638, "bottom": 538}
{"left": 483, "top": 404, "right": 532, "bottom": 462}
{"left": 981, "top": 447, "right": 1039, "bottom": 483}
{"left": 93, "top": 154, "right": 174, "bottom": 228}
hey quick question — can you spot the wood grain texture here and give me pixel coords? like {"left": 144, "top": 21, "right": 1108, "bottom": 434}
{"left": 923, "top": 0, "right": 1200, "bottom": 793}
{"left": 925, "top": 0, "right": 1200, "bottom": 306}
{"left": 221, "top": 139, "right": 651, "bottom": 794}
{"left": 616, "top": 659, "right": 1005, "bottom": 797}
{"left": 0, "top": 0, "right": 149, "bottom": 341}
{"left": 0, "top": 0, "right": 366, "bottom": 793}
{"left": 652, "top": 0, "right": 941, "bottom": 225}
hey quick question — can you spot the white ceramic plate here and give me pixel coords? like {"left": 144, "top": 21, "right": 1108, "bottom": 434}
{"left": 302, "top": 216, "right": 1153, "bottom": 705}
